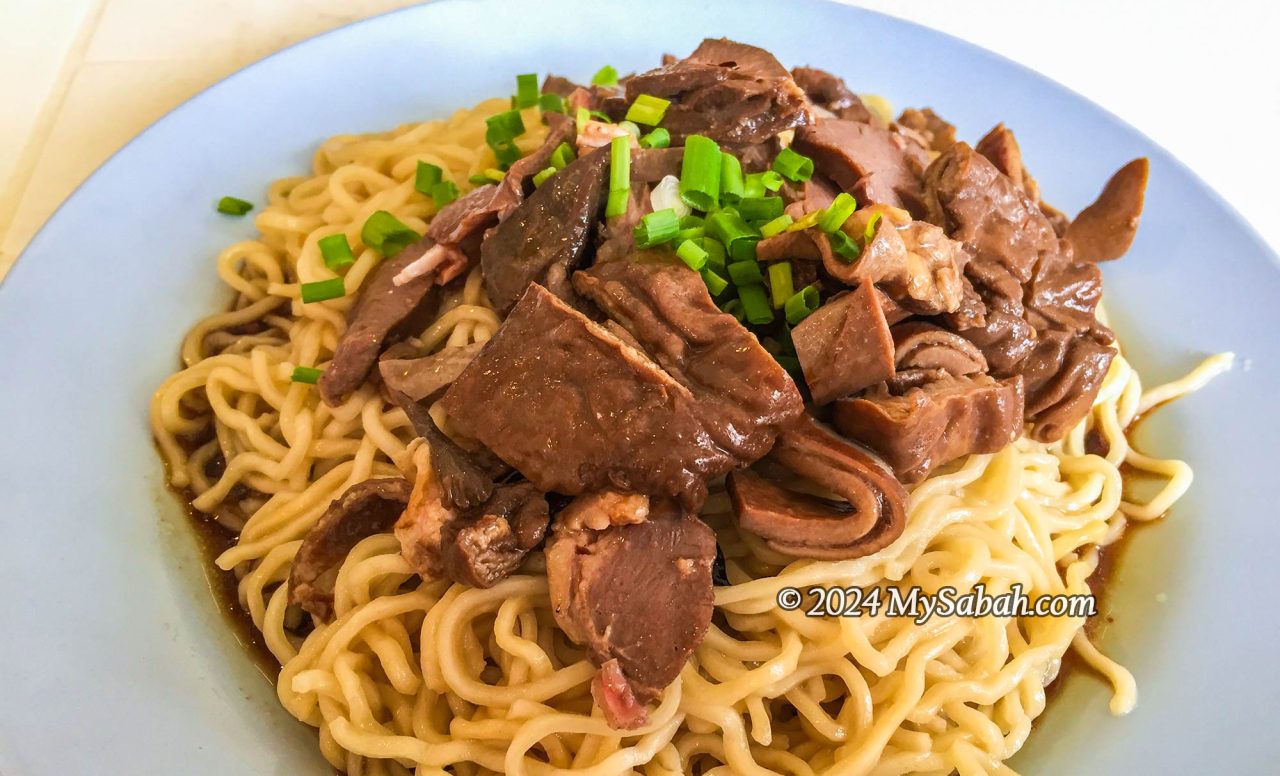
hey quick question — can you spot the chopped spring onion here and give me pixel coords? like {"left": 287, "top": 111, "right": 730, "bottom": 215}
{"left": 639, "top": 127, "right": 670, "bottom": 149}
{"left": 723, "top": 298, "right": 745, "bottom": 322}
{"left": 784, "top": 284, "right": 821, "bottom": 324}
{"left": 626, "top": 94, "right": 670, "bottom": 126}
{"left": 679, "top": 135, "right": 722, "bottom": 212}
{"left": 216, "top": 196, "right": 252, "bottom": 216}
{"left": 414, "top": 161, "right": 443, "bottom": 194}
{"left": 787, "top": 209, "right": 823, "bottom": 232}
{"left": 618, "top": 120, "right": 642, "bottom": 139}
{"left": 760, "top": 170, "right": 784, "bottom": 191}
{"left": 485, "top": 109, "right": 526, "bottom": 166}
{"left": 759, "top": 214, "right": 794, "bottom": 238}
{"left": 738, "top": 284, "right": 774, "bottom": 324}
{"left": 700, "top": 237, "right": 727, "bottom": 274}
{"left": 737, "top": 196, "right": 784, "bottom": 223}
{"left": 468, "top": 173, "right": 491, "bottom": 185}
{"left": 768, "top": 262, "right": 794, "bottom": 308}
{"left": 772, "top": 147, "right": 814, "bottom": 182}
{"left": 532, "top": 166, "right": 557, "bottom": 187}
{"left": 676, "top": 239, "right": 709, "bottom": 271}
{"left": 606, "top": 135, "right": 631, "bottom": 218}
{"left": 819, "top": 192, "right": 857, "bottom": 233}
{"left": 706, "top": 209, "right": 760, "bottom": 262}
{"left": 361, "top": 210, "right": 420, "bottom": 257}
{"left": 515, "top": 73, "right": 539, "bottom": 108}
{"left": 539, "top": 92, "right": 566, "bottom": 114}
{"left": 429, "top": 180, "right": 459, "bottom": 206}
{"left": 742, "top": 174, "right": 765, "bottom": 199}
{"left": 728, "top": 261, "right": 764, "bottom": 286}
{"left": 575, "top": 106, "right": 591, "bottom": 134}
{"left": 720, "top": 153, "right": 745, "bottom": 204}
{"left": 677, "top": 225, "right": 706, "bottom": 242}
{"left": 291, "top": 366, "right": 323, "bottom": 384}
{"left": 482, "top": 168, "right": 505, "bottom": 182}
{"left": 318, "top": 233, "right": 355, "bottom": 271}
{"left": 592, "top": 65, "right": 619, "bottom": 87}
{"left": 633, "top": 208, "right": 681, "bottom": 248}
{"left": 865, "top": 211, "right": 883, "bottom": 240}
{"left": 300, "top": 277, "right": 346, "bottom": 304}
{"left": 651, "top": 175, "right": 691, "bottom": 218}
{"left": 550, "top": 142, "right": 576, "bottom": 170}
{"left": 702, "top": 269, "right": 729, "bottom": 296}
{"left": 829, "top": 229, "right": 863, "bottom": 262}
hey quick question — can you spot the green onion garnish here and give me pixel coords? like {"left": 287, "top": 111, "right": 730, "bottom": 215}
{"left": 468, "top": 173, "right": 490, "bottom": 185}
{"left": 361, "top": 211, "right": 420, "bottom": 257}
{"left": 829, "top": 229, "right": 863, "bottom": 263}
{"left": 415, "top": 161, "right": 443, "bottom": 194}
{"left": 618, "top": 120, "right": 642, "bottom": 140}
{"left": 760, "top": 171, "right": 784, "bottom": 191}
{"left": 217, "top": 196, "right": 253, "bottom": 216}
{"left": 485, "top": 109, "right": 526, "bottom": 166}
{"left": 768, "top": 262, "right": 794, "bottom": 308}
{"left": 679, "top": 135, "right": 722, "bottom": 212}
{"left": 539, "top": 93, "right": 565, "bottom": 114}
{"left": 318, "top": 233, "right": 355, "bottom": 271}
{"left": 677, "top": 225, "right": 706, "bottom": 242}
{"left": 676, "top": 239, "right": 709, "bottom": 271}
{"left": 592, "top": 65, "right": 619, "bottom": 87}
{"left": 720, "top": 154, "right": 745, "bottom": 204}
{"left": 737, "top": 196, "right": 784, "bottom": 223}
{"left": 291, "top": 366, "right": 323, "bottom": 384}
{"left": 728, "top": 260, "right": 764, "bottom": 286}
{"left": 575, "top": 106, "right": 590, "bottom": 134}
{"left": 772, "top": 148, "right": 814, "bottom": 182}
{"left": 706, "top": 209, "right": 760, "bottom": 262}
{"left": 784, "top": 284, "right": 821, "bottom": 324}
{"left": 701, "top": 237, "right": 727, "bottom": 274}
{"left": 865, "top": 212, "right": 883, "bottom": 240}
{"left": 532, "top": 166, "right": 557, "bottom": 187}
{"left": 788, "top": 210, "right": 823, "bottom": 232}
{"left": 633, "top": 208, "right": 680, "bottom": 248}
{"left": 300, "top": 277, "right": 346, "bottom": 304}
{"left": 550, "top": 142, "right": 576, "bottom": 170}
{"left": 723, "top": 298, "right": 745, "bottom": 322}
{"left": 702, "top": 269, "right": 729, "bottom": 296}
{"left": 625, "top": 94, "right": 670, "bottom": 126}
{"left": 819, "top": 192, "right": 857, "bottom": 233}
{"left": 742, "top": 174, "right": 765, "bottom": 199}
{"left": 606, "top": 135, "right": 631, "bottom": 218}
{"left": 639, "top": 127, "right": 670, "bottom": 149}
{"left": 482, "top": 168, "right": 505, "bottom": 183}
{"left": 759, "top": 214, "right": 794, "bottom": 238}
{"left": 515, "top": 73, "right": 539, "bottom": 108}
{"left": 738, "top": 284, "right": 774, "bottom": 324}
{"left": 429, "top": 180, "right": 459, "bottom": 206}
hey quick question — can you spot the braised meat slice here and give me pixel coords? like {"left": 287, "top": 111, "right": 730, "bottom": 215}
{"left": 727, "top": 415, "right": 907, "bottom": 560}
{"left": 441, "top": 482, "right": 549, "bottom": 588}
{"left": 546, "top": 498, "right": 715, "bottom": 724}
{"left": 481, "top": 145, "right": 610, "bottom": 313}
{"left": 378, "top": 342, "right": 482, "bottom": 404}
{"left": 1017, "top": 326, "right": 1116, "bottom": 442}
{"left": 791, "top": 66, "right": 876, "bottom": 123}
{"left": 573, "top": 255, "right": 803, "bottom": 465}
{"left": 442, "top": 283, "right": 733, "bottom": 508}
{"left": 624, "top": 38, "right": 809, "bottom": 145}
{"left": 1065, "top": 158, "right": 1150, "bottom": 262}
{"left": 791, "top": 119, "right": 931, "bottom": 214}
{"left": 791, "top": 284, "right": 895, "bottom": 405}
{"left": 896, "top": 107, "right": 957, "bottom": 154}
{"left": 318, "top": 242, "right": 440, "bottom": 406}
{"left": 289, "top": 478, "right": 412, "bottom": 619}
{"left": 891, "top": 321, "right": 988, "bottom": 384}
{"left": 833, "top": 374, "right": 1025, "bottom": 483}
{"left": 845, "top": 218, "right": 968, "bottom": 315}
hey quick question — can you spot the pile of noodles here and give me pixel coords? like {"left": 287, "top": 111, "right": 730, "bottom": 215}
{"left": 151, "top": 98, "right": 1232, "bottom": 776}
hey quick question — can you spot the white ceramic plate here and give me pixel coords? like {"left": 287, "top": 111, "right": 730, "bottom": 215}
{"left": 1, "top": 1, "right": 1276, "bottom": 772}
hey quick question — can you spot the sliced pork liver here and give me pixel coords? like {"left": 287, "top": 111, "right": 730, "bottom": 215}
{"left": 480, "top": 145, "right": 610, "bottom": 313}
{"left": 791, "top": 119, "right": 931, "bottom": 213}
{"left": 1065, "top": 158, "right": 1149, "bottom": 262}
{"left": 624, "top": 38, "right": 809, "bottom": 145}
{"left": 318, "top": 242, "right": 440, "bottom": 406}
{"left": 442, "top": 283, "right": 734, "bottom": 508}
{"left": 289, "top": 478, "right": 412, "bottom": 619}
{"left": 791, "top": 66, "right": 876, "bottom": 123}
{"left": 546, "top": 499, "right": 715, "bottom": 717}
{"left": 572, "top": 255, "right": 803, "bottom": 465}
{"left": 791, "top": 283, "right": 895, "bottom": 405}
{"left": 833, "top": 374, "right": 1025, "bottom": 483}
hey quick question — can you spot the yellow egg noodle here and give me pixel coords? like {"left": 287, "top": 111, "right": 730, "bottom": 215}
{"left": 151, "top": 98, "right": 1231, "bottom": 776}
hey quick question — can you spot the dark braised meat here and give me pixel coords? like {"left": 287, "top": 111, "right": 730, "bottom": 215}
{"left": 792, "top": 119, "right": 931, "bottom": 214}
{"left": 288, "top": 478, "right": 412, "bottom": 619}
{"left": 792, "top": 66, "right": 876, "bottom": 123}
{"left": 791, "top": 284, "right": 895, "bottom": 405}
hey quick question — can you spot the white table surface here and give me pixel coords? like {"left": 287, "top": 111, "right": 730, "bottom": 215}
{"left": 1, "top": 0, "right": 1277, "bottom": 280}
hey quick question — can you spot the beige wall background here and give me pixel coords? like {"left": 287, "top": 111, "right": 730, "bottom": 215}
{"left": 2, "top": 0, "right": 1277, "bottom": 281}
